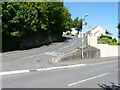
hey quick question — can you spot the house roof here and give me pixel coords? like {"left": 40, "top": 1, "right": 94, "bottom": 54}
{"left": 84, "top": 26, "right": 104, "bottom": 34}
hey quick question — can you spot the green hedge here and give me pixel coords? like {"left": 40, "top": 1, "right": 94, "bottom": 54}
{"left": 100, "top": 35, "right": 112, "bottom": 39}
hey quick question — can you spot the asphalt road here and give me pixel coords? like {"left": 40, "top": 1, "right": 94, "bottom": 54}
{"left": 1, "top": 35, "right": 119, "bottom": 88}
{"left": 2, "top": 57, "right": 119, "bottom": 88}
{"left": 2, "top": 35, "right": 84, "bottom": 71}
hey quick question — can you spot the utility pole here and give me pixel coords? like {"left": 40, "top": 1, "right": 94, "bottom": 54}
{"left": 81, "top": 14, "right": 88, "bottom": 58}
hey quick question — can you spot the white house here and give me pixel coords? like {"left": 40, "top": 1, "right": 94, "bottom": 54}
{"left": 63, "top": 28, "right": 78, "bottom": 36}
{"left": 84, "top": 26, "right": 106, "bottom": 37}
{"left": 71, "top": 28, "right": 78, "bottom": 35}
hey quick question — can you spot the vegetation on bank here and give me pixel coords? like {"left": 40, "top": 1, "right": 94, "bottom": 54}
{"left": 98, "top": 35, "right": 120, "bottom": 45}
{"left": 2, "top": 2, "right": 73, "bottom": 38}
{"left": 2, "top": 2, "right": 76, "bottom": 51}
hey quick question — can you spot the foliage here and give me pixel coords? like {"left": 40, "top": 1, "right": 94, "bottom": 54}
{"left": 118, "top": 23, "right": 120, "bottom": 29}
{"left": 73, "top": 17, "right": 82, "bottom": 32}
{"left": 105, "top": 30, "right": 113, "bottom": 36}
{"left": 108, "top": 43, "right": 120, "bottom": 45}
{"left": 2, "top": 2, "right": 71, "bottom": 38}
{"left": 98, "top": 36, "right": 118, "bottom": 45}
{"left": 112, "top": 38, "right": 117, "bottom": 43}
{"left": 100, "top": 35, "right": 112, "bottom": 39}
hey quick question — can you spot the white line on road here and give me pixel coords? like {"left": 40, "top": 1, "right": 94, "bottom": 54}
{"left": 21, "top": 53, "right": 44, "bottom": 59}
{"left": 0, "top": 70, "right": 30, "bottom": 76}
{"left": 0, "top": 64, "right": 86, "bottom": 76}
{"left": 22, "top": 52, "right": 61, "bottom": 59}
{"left": 68, "top": 72, "right": 109, "bottom": 87}
{"left": 58, "top": 46, "right": 69, "bottom": 50}
{"left": 70, "top": 43, "right": 75, "bottom": 46}
{"left": 36, "top": 64, "right": 86, "bottom": 71}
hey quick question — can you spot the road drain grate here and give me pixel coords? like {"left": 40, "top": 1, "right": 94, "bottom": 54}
{"left": 29, "top": 69, "right": 38, "bottom": 72}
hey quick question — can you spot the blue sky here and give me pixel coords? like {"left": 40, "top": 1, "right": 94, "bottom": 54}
{"left": 64, "top": 2, "right": 118, "bottom": 39}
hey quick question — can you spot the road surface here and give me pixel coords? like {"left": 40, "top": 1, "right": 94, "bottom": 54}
{"left": 1, "top": 57, "right": 119, "bottom": 88}
{"left": 2, "top": 35, "right": 84, "bottom": 71}
{"left": 1, "top": 35, "right": 119, "bottom": 88}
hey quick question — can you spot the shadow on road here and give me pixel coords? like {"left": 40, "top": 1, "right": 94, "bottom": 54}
{"left": 98, "top": 82, "right": 120, "bottom": 90}
{"left": 2, "top": 36, "right": 73, "bottom": 53}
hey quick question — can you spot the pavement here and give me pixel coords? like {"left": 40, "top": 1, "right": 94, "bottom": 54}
{"left": 1, "top": 35, "right": 120, "bottom": 88}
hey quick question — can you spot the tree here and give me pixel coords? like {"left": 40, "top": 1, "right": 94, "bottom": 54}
{"left": 73, "top": 17, "right": 82, "bottom": 33}
{"left": 2, "top": 2, "right": 71, "bottom": 38}
{"left": 105, "top": 30, "right": 113, "bottom": 36}
{"left": 117, "top": 23, "right": 120, "bottom": 39}
{"left": 118, "top": 23, "right": 120, "bottom": 29}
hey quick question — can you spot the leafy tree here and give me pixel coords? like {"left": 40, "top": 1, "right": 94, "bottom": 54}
{"left": 105, "top": 30, "right": 113, "bottom": 36}
{"left": 73, "top": 17, "right": 82, "bottom": 34}
{"left": 2, "top": 2, "right": 71, "bottom": 38}
{"left": 118, "top": 23, "right": 120, "bottom": 39}
{"left": 118, "top": 23, "right": 120, "bottom": 29}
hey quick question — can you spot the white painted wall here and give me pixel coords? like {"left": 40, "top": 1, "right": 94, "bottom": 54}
{"left": 88, "top": 35, "right": 119, "bottom": 57}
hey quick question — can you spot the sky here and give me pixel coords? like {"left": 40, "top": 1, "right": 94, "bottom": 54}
{"left": 64, "top": 2, "right": 118, "bottom": 39}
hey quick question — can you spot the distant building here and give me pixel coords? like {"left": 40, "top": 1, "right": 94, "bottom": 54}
{"left": 63, "top": 28, "right": 78, "bottom": 36}
{"left": 71, "top": 28, "right": 78, "bottom": 35}
{"left": 84, "top": 26, "right": 106, "bottom": 37}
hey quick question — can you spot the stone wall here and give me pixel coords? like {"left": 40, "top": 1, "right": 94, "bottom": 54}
{"left": 19, "top": 36, "right": 57, "bottom": 49}
{"left": 52, "top": 45, "right": 100, "bottom": 62}
{"left": 83, "top": 45, "right": 100, "bottom": 58}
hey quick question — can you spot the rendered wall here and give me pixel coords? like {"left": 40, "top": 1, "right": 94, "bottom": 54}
{"left": 88, "top": 35, "right": 119, "bottom": 57}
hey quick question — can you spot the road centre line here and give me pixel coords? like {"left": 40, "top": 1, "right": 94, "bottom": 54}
{"left": 36, "top": 64, "right": 86, "bottom": 71}
{"left": 22, "top": 53, "right": 44, "bottom": 59}
{"left": 70, "top": 43, "right": 75, "bottom": 46}
{"left": 70, "top": 41, "right": 77, "bottom": 46}
{"left": 0, "top": 64, "right": 86, "bottom": 76}
{"left": 22, "top": 52, "right": 62, "bottom": 59}
{"left": 58, "top": 40, "right": 77, "bottom": 50}
{"left": 0, "top": 70, "right": 30, "bottom": 76}
{"left": 58, "top": 46, "right": 69, "bottom": 50}
{"left": 68, "top": 72, "right": 110, "bottom": 87}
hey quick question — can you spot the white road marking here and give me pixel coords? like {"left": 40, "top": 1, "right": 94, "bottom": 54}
{"left": 0, "top": 64, "right": 86, "bottom": 76}
{"left": 22, "top": 52, "right": 61, "bottom": 59}
{"left": 70, "top": 43, "right": 75, "bottom": 46}
{"left": 58, "top": 46, "right": 69, "bottom": 50}
{"left": 44, "top": 52, "right": 61, "bottom": 56}
{"left": 1, "top": 59, "right": 118, "bottom": 76}
{"left": 0, "top": 70, "right": 30, "bottom": 76}
{"left": 68, "top": 72, "right": 109, "bottom": 87}
{"left": 36, "top": 64, "right": 86, "bottom": 71}
{"left": 22, "top": 53, "right": 44, "bottom": 59}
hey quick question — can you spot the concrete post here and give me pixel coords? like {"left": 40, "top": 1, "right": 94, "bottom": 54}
{"left": 88, "top": 35, "right": 98, "bottom": 47}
